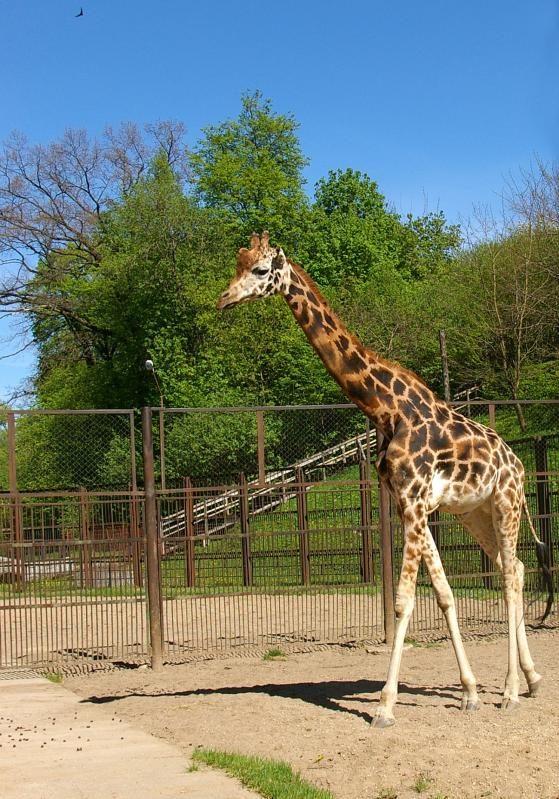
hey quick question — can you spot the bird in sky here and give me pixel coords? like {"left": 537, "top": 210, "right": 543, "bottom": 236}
{"left": 75, "top": 7, "right": 84, "bottom": 17}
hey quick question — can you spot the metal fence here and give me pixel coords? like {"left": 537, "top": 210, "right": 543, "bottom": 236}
{"left": 0, "top": 400, "right": 558, "bottom": 669}
{"left": 0, "top": 408, "right": 138, "bottom": 492}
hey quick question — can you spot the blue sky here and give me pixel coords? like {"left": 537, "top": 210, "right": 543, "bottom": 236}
{"left": 1, "top": 0, "right": 558, "bottom": 402}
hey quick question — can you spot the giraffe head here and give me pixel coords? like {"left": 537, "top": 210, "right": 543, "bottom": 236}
{"left": 217, "top": 231, "right": 289, "bottom": 310}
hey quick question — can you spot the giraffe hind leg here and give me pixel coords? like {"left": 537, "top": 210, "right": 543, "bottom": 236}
{"left": 512, "top": 556, "right": 542, "bottom": 696}
{"left": 460, "top": 503, "right": 542, "bottom": 704}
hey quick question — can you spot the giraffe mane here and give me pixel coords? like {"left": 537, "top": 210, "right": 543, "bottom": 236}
{"left": 289, "top": 261, "right": 434, "bottom": 395}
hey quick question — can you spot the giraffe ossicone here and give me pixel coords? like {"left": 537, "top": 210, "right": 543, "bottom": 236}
{"left": 218, "top": 232, "right": 554, "bottom": 727}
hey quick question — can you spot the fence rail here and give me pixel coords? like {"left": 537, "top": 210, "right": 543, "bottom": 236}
{"left": 0, "top": 400, "right": 558, "bottom": 669}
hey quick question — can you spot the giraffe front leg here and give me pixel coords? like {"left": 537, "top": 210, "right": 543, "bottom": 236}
{"left": 422, "top": 528, "right": 480, "bottom": 712}
{"left": 372, "top": 526, "right": 422, "bottom": 729}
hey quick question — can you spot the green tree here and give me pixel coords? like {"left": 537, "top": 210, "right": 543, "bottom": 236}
{"left": 34, "top": 156, "right": 240, "bottom": 411}
{"left": 189, "top": 91, "right": 309, "bottom": 247}
{"left": 299, "top": 169, "right": 402, "bottom": 285}
{"left": 469, "top": 228, "right": 557, "bottom": 428}
{"left": 399, "top": 211, "right": 461, "bottom": 280}
{"left": 296, "top": 169, "right": 460, "bottom": 286}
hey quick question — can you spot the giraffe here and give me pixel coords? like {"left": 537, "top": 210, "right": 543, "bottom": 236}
{"left": 217, "top": 231, "right": 553, "bottom": 727}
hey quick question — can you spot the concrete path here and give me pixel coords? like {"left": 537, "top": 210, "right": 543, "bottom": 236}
{"left": 0, "top": 674, "right": 258, "bottom": 799}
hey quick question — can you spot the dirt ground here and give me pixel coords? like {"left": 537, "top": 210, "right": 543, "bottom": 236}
{"left": 65, "top": 627, "right": 559, "bottom": 799}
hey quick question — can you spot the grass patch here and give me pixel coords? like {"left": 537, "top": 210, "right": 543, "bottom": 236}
{"left": 412, "top": 773, "right": 433, "bottom": 794}
{"left": 263, "top": 648, "right": 286, "bottom": 661}
{"left": 191, "top": 748, "right": 335, "bottom": 799}
{"left": 45, "top": 671, "right": 63, "bottom": 683}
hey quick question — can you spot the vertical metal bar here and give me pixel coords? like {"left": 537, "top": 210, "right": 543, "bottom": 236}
{"left": 7, "top": 411, "right": 17, "bottom": 493}
{"left": 359, "top": 458, "right": 373, "bottom": 583}
{"left": 184, "top": 477, "right": 196, "bottom": 588}
{"left": 256, "top": 410, "right": 266, "bottom": 487}
{"left": 239, "top": 472, "right": 253, "bottom": 586}
{"left": 11, "top": 495, "right": 24, "bottom": 588}
{"left": 365, "top": 418, "right": 372, "bottom": 473}
{"left": 296, "top": 467, "right": 310, "bottom": 586}
{"left": 130, "top": 488, "right": 143, "bottom": 588}
{"left": 129, "top": 411, "right": 137, "bottom": 491}
{"left": 7, "top": 412, "right": 24, "bottom": 587}
{"left": 80, "top": 489, "right": 93, "bottom": 589}
{"left": 376, "top": 429, "right": 395, "bottom": 646}
{"left": 535, "top": 437, "right": 554, "bottom": 567}
{"left": 141, "top": 407, "right": 164, "bottom": 671}
{"left": 481, "top": 548, "right": 493, "bottom": 590}
{"left": 429, "top": 510, "right": 440, "bottom": 549}
{"left": 159, "top": 406, "right": 166, "bottom": 491}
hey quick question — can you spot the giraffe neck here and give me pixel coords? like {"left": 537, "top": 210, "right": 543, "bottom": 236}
{"left": 283, "top": 261, "right": 436, "bottom": 436}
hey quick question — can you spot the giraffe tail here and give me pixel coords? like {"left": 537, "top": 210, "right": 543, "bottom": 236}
{"left": 523, "top": 497, "right": 554, "bottom": 623}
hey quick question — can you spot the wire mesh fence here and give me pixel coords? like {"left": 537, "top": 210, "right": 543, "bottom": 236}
{"left": 0, "top": 409, "right": 138, "bottom": 492}
{"left": 0, "top": 400, "right": 558, "bottom": 669}
{"left": 153, "top": 404, "right": 368, "bottom": 488}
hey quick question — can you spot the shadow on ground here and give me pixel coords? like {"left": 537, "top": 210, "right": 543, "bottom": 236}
{"left": 82, "top": 678, "right": 465, "bottom": 723}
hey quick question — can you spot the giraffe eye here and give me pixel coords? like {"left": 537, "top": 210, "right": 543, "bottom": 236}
{"left": 252, "top": 266, "right": 268, "bottom": 277}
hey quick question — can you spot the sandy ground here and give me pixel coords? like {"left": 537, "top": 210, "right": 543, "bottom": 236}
{"left": 65, "top": 627, "right": 559, "bottom": 799}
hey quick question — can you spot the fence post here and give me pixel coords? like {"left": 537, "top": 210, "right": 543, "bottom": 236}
{"left": 488, "top": 403, "right": 496, "bottom": 430}
{"left": 296, "top": 467, "right": 310, "bottom": 585}
{"left": 184, "top": 477, "right": 196, "bottom": 588}
{"left": 158, "top": 405, "right": 166, "bottom": 491}
{"left": 376, "top": 429, "right": 395, "bottom": 647}
{"left": 7, "top": 412, "right": 24, "bottom": 587}
{"left": 141, "top": 406, "right": 164, "bottom": 671}
{"left": 239, "top": 472, "right": 253, "bottom": 586}
{"left": 7, "top": 411, "right": 17, "bottom": 493}
{"left": 534, "top": 436, "right": 554, "bottom": 568}
{"left": 359, "top": 458, "right": 373, "bottom": 583}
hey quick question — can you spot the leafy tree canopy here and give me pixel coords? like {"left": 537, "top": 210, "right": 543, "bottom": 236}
{"left": 189, "top": 90, "right": 309, "bottom": 248}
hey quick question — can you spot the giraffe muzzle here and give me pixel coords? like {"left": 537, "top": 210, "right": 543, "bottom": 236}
{"left": 216, "top": 291, "right": 235, "bottom": 310}
{"left": 217, "top": 288, "right": 252, "bottom": 310}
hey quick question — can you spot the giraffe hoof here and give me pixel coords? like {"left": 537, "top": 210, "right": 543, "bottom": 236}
{"left": 371, "top": 714, "right": 395, "bottom": 729}
{"left": 500, "top": 698, "right": 520, "bottom": 711}
{"left": 528, "top": 677, "right": 542, "bottom": 697}
{"left": 461, "top": 698, "right": 481, "bottom": 712}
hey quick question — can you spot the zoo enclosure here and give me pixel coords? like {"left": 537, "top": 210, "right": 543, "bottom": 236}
{"left": 0, "top": 400, "right": 558, "bottom": 669}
